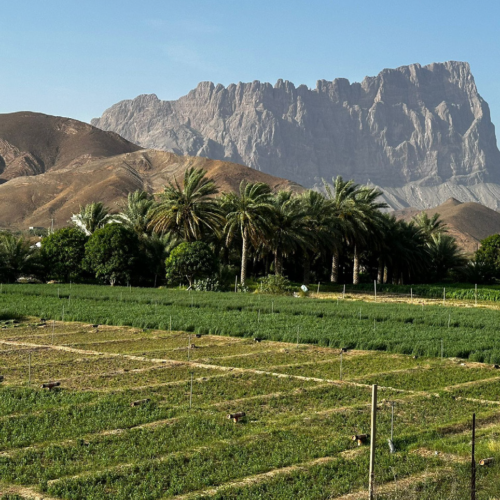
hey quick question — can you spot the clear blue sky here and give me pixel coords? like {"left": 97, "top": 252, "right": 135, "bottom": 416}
{"left": 2, "top": 0, "right": 500, "bottom": 128}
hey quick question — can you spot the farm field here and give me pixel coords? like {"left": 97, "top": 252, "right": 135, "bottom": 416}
{"left": 1, "top": 310, "right": 500, "bottom": 498}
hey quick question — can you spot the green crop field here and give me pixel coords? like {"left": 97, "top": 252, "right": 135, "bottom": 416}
{"left": 1, "top": 285, "right": 500, "bottom": 498}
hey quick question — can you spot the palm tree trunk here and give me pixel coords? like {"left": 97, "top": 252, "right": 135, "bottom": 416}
{"left": 303, "top": 253, "right": 311, "bottom": 285}
{"left": 330, "top": 249, "right": 340, "bottom": 283}
{"left": 353, "top": 245, "right": 360, "bottom": 285}
{"left": 274, "top": 252, "right": 283, "bottom": 276}
{"left": 377, "top": 259, "right": 384, "bottom": 284}
{"left": 240, "top": 229, "right": 248, "bottom": 287}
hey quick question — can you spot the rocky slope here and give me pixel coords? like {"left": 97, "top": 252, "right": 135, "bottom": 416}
{"left": 92, "top": 61, "right": 500, "bottom": 209}
{"left": 395, "top": 198, "right": 500, "bottom": 253}
{"left": 0, "top": 112, "right": 142, "bottom": 182}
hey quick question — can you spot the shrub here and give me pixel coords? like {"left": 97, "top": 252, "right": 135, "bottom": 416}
{"left": 258, "top": 274, "right": 293, "bottom": 294}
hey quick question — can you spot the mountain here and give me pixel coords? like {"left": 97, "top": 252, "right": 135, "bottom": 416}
{"left": 395, "top": 198, "right": 500, "bottom": 253}
{"left": 0, "top": 112, "right": 142, "bottom": 182}
{"left": 0, "top": 114, "right": 300, "bottom": 229}
{"left": 92, "top": 61, "right": 500, "bottom": 210}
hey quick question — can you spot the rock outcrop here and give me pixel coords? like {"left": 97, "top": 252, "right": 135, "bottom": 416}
{"left": 92, "top": 61, "right": 500, "bottom": 209}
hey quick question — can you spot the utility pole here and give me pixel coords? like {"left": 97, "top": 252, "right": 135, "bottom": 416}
{"left": 369, "top": 384, "right": 378, "bottom": 500}
{"left": 471, "top": 413, "right": 476, "bottom": 500}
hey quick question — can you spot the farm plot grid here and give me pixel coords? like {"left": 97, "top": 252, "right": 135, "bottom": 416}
{"left": 2, "top": 320, "right": 500, "bottom": 499}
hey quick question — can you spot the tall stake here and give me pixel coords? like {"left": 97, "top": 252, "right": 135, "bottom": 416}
{"left": 374, "top": 280, "right": 377, "bottom": 302}
{"left": 410, "top": 288, "right": 413, "bottom": 302}
{"left": 443, "top": 287, "right": 446, "bottom": 306}
{"left": 235, "top": 276, "right": 238, "bottom": 293}
{"left": 190, "top": 372, "right": 193, "bottom": 409}
{"left": 317, "top": 282, "right": 320, "bottom": 294}
{"left": 343, "top": 284, "right": 345, "bottom": 299}
{"left": 472, "top": 413, "right": 476, "bottom": 500}
{"left": 169, "top": 315, "right": 172, "bottom": 332}
{"left": 475, "top": 284, "right": 478, "bottom": 307}
{"left": 368, "top": 384, "right": 378, "bottom": 500}
{"left": 188, "top": 334, "right": 191, "bottom": 361}
{"left": 28, "top": 352, "right": 32, "bottom": 386}
{"left": 340, "top": 351, "right": 343, "bottom": 381}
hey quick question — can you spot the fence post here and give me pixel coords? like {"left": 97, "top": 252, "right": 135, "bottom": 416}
{"left": 369, "top": 384, "right": 378, "bottom": 500}
{"left": 472, "top": 413, "right": 476, "bottom": 500}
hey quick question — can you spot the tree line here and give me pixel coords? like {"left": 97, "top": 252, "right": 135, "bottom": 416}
{"left": 0, "top": 167, "right": 491, "bottom": 287}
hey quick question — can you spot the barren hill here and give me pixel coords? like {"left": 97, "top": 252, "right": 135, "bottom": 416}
{"left": 0, "top": 112, "right": 142, "bottom": 182}
{"left": 92, "top": 61, "right": 500, "bottom": 210}
{"left": 395, "top": 198, "right": 500, "bottom": 253}
{"left": 0, "top": 149, "right": 301, "bottom": 230}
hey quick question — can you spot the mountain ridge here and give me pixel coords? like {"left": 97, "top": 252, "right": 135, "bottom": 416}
{"left": 92, "top": 60, "right": 500, "bottom": 209}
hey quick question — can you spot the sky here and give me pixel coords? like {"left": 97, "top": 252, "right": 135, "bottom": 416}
{"left": 2, "top": 0, "right": 500, "bottom": 127}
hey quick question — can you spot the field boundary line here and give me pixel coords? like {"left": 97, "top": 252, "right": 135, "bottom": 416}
{"left": 442, "top": 374, "right": 500, "bottom": 391}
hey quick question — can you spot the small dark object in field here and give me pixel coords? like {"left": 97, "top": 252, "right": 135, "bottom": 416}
{"left": 228, "top": 411, "right": 246, "bottom": 423}
{"left": 195, "top": 334, "right": 202, "bottom": 338}
{"left": 253, "top": 338, "right": 262, "bottom": 343}
{"left": 78, "top": 439, "right": 89, "bottom": 447}
{"left": 0, "top": 375, "right": 4, "bottom": 382}
{"left": 190, "top": 344, "right": 197, "bottom": 349}
{"left": 40, "top": 318, "right": 46, "bottom": 323}
{"left": 413, "top": 355, "right": 418, "bottom": 359}
{"left": 340, "top": 347, "right": 348, "bottom": 353}
{"left": 92, "top": 324, "right": 99, "bottom": 328}
{"left": 12, "top": 320, "right": 19, "bottom": 324}
{"left": 41, "top": 381, "right": 61, "bottom": 390}
{"left": 479, "top": 457, "right": 494, "bottom": 466}
{"left": 351, "top": 434, "right": 368, "bottom": 446}
{"left": 494, "top": 364, "right": 500, "bottom": 369}
{"left": 131, "top": 398, "right": 150, "bottom": 407}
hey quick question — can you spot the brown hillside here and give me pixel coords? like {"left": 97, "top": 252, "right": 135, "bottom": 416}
{"left": 0, "top": 112, "right": 141, "bottom": 181}
{"left": 0, "top": 149, "right": 302, "bottom": 230}
{"left": 394, "top": 198, "right": 500, "bottom": 253}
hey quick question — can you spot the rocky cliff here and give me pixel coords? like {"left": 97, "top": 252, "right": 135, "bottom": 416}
{"left": 92, "top": 61, "right": 500, "bottom": 209}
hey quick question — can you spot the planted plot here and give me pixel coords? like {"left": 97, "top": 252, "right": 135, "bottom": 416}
{"left": 358, "top": 363, "right": 499, "bottom": 391}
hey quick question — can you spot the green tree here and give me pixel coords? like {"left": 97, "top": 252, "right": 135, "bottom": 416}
{"left": 299, "top": 190, "right": 338, "bottom": 285}
{"left": 149, "top": 168, "right": 224, "bottom": 241}
{"left": 83, "top": 224, "right": 140, "bottom": 285}
{"left": 413, "top": 212, "right": 447, "bottom": 242}
{"left": 142, "top": 232, "right": 179, "bottom": 287}
{"left": 71, "top": 202, "right": 114, "bottom": 236}
{"left": 117, "top": 191, "right": 156, "bottom": 238}
{"left": 221, "top": 181, "right": 273, "bottom": 287}
{"left": 41, "top": 228, "right": 88, "bottom": 282}
{"left": 165, "top": 241, "right": 217, "bottom": 288}
{"left": 476, "top": 234, "right": 500, "bottom": 273}
{"left": 0, "top": 233, "right": 39, "bottom": 282}
{"left": 428, "top": 233, "right": 466, "bottom": 281}
{"left": 267, "top": 191, "right": 309, "bottom": 276}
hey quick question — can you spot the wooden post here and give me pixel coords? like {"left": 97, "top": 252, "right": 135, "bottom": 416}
{"left": 475, "top": 284, "right": 478, "bottom": 307}
{"left": 368, "top": 384, "right": 377, "bottom": 500}
{"left": 374, "top": 280, "right": 377, "bottom": 302}
{"left": 235, "top": 276, "right": 238, "bottom": 293}
{"left": 343, "top": 284, "right": 345, "bottom": 299}
{"left": 190, "top": 372, "right": 193, "bottom": 409}
{"left": 28, "top": 352, "right": 31, "bottom": 386}
{"left": 411, "top": 288, "right": 413, "bottom": 302}
{"left": 443, "top": 288, "right": 446, "bottom": 306}
{"left": 340, "top": 351, "right": 343, "bottom": 381}
{"left": 472, "top": 413, "right": 476, "bottom": 500}
{"left": 317, "top": 282, "right": 320, "bottom": 294}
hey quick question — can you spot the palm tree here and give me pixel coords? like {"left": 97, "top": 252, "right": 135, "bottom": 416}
{"left": 267, "top": 191, "right": 309, "bottom": 276}
{"left": 299, "top": 190, "right": 338, "bottom": 285}
{"left": 428, "top": 233, "right": 465, "bottom": 281}
{"left": 117, "top": 191, "right": 156, "bottom": 238}
{"left": 413, "top": 212, "right": 447, "bottom": 242}
{"left": 0, "top": 233, "right": 39, "bottom": 282}
{"left": 350, "top": 186, "right": 387, "bottom": 284}
{"left": 222, "top": 181, "right": 273, "bottom": 287}
{"left": 149, "top": 168, "right": 224, "bottom": 241}
{"left": 142, "top": 232, "right": 179, "bottom": 287}
{"left": 379, "top": 216, "right": 429, "bottom": 284}
{"left": 71, "top": 202, "right": 113, "bottom": 236}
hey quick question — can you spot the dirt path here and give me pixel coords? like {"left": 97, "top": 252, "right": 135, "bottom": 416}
{"left": 0, "top": 483, "right": 60, "bottom": 499}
